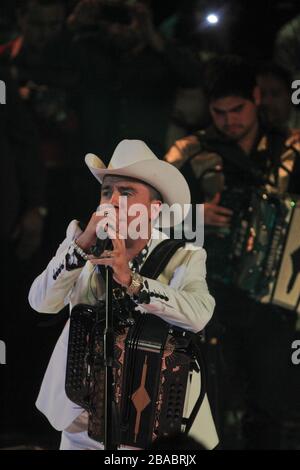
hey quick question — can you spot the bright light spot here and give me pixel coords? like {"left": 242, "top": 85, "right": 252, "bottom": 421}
{"left": 206, "top": 14, "right": 219, "bottom": 25}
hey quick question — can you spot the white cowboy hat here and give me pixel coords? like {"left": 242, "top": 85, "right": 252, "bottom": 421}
{"left": 85, "top": 139, "right": 191, "bottom": 227}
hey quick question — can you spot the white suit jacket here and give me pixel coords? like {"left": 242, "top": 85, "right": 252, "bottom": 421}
{"left": 29, "top": 220, "right": 219, "bottom": 449}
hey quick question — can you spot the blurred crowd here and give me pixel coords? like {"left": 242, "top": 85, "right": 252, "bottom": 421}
{"left": 1, "top": 0, "right": 300, "bottom": 450}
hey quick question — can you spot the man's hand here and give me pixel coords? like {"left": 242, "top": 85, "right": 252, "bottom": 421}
{"left": 85, "top": 202, "right": 132, "bottom": 287}
{"left": 204, "top": 193, "right": 233, "bottom": 227}
{"left": 76, "top": 211, "right": 102, "bottom": 252}
{"left": 76, "top": 203, "right": 132, "bottom": 286}
{"left": 87, "top": 224, "right": 132, "bottom": 287}
{"left": 76, "top": 204, "right": 114, "bottom": 249}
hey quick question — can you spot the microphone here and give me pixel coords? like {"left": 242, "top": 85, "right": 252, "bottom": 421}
{"left": 90, "top": 208, "right": 113, "bottom": 257}
{"left": 90, "top": 236, "right": 112, "bottom": 257}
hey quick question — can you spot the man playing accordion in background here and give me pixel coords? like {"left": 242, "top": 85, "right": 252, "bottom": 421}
{"left": 165, "top": 55, "right": 300, "bottom": 449}
{"left": 29, "top": 139, "right": 218, "bottom": 450}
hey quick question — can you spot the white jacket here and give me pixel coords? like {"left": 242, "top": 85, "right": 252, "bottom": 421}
{"left": 29, "top": 220, "right": 219, "bottom": 449}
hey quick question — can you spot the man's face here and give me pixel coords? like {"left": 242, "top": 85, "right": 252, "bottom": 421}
{"left": 257, "top": 74, "right": 291, "bottom": 128}
{"left": 99, "top": 175, "right": 161, "bottom": 238}
{"left": 209, "top": 95, "right": 258, "bottom": 141}
{"left": 22, "top": 3, "right": 65, "bottom": 49}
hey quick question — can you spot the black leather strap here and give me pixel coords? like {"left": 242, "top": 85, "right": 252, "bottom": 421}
{"left": 140, "top": 238, "right": 186, "bottom": 280}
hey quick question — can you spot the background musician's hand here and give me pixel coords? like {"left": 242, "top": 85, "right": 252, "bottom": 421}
{"left": 204, "top": 193, "right": 233, "bottom": 227}
{"left": 286, "top": 128, "right": 300, "bottom": 147}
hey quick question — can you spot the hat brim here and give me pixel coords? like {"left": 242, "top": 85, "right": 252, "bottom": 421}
{"left": 85, "top": 153, "right": 191, "bottom": 227}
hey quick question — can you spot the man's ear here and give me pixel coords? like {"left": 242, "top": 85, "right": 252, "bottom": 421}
{"left": 253, "top": 85, "right": 261, "bottom": 106}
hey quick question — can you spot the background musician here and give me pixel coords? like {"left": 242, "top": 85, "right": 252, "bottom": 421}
{"left": 165, "top": 55, "right": 300, "bottom": 449}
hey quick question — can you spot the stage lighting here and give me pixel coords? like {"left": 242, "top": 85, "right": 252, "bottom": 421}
{"left": 206, "top": 13, "right": 219, "bottom": 25}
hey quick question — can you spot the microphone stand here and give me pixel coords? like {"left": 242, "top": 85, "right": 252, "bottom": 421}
{"left": 104, "top": 265, "right": 118, "bottom": 450}
{"left": 92, "top": 235, "right": 120, "bottom": 450}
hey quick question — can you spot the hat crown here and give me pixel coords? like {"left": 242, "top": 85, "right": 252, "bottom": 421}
{"left": 109, "top": 140, "right": 158, "bottom": 169}
{"left": 84, "top": 139, "right": 191, "bottom": 227}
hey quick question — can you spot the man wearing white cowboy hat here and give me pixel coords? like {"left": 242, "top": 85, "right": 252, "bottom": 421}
{"left": 29, "top": 139, "right": 218, "bottom": 450}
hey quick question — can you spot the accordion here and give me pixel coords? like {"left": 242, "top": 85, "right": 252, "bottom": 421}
{"left": 207, "top": 189, "right": 300, "bottom": 313}
{"left": 65, "top": 301, "right": 202, "bottom": 449}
